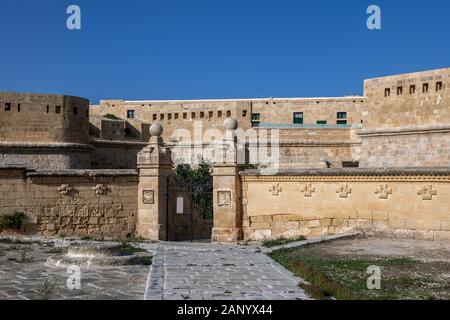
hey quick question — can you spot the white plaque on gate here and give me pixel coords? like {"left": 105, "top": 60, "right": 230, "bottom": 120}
{"left": 176, "top": 197, "right": 184, "bottom": 214}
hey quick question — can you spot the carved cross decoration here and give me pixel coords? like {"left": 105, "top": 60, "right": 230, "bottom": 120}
{"left": 417, "top": 185, "right": 437, "bottom": 200}
{"left": 300, "top": 184, "right": 316, "bottom": 197}
{"left": 375, "top": 184, "right": 392, "bottom": 199}
{"left": 269, "top": 183, "right": 282, "bottom": 196}
{"left": 336, "top": 184, "right": 352, "bottom": 198}
{"left": 57, "top": 184, "right": 73, "bottom": 196}
{"left": 93, "top": 184, "right": 109, "bottom": 196}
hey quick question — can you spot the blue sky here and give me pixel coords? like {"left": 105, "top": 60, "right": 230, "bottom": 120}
{"left": 0, "top": 0, "right": 449, "bottom": 103}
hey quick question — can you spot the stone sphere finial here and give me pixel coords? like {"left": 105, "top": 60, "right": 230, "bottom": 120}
{"left": 223, "top": 117, "right": 238, "bottom": 131}
{"left": 149, "top": 123, "right": 163, "bottom": 137}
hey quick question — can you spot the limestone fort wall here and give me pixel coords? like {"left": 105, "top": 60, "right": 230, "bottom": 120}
{"left": 0, "top": 92, "right": 90, "bottom": 144}
{"left": 359, "top": 68, "right": 450, "bottom": 168}
{"left": 241, "top": 168, "right": 450, "bottom": 242}
{"left": 0, "top": 166, "right": 138, "bottom": 239}
{"left": 90, "top": 97, "right": 364, "bottom": 143}
{"left": 90, "top": 97, "right": 366, "bottom": 168}
{"left": 89, "top": 139, "right": 147, "bottom": 169}
{"left": 0, "top": 92, "right": 92, "bottom": 170}
{"left": 363, "top": 68, "right": 450, "bottom": 128}
{"left": 89, "top": 67, "right": 450, "bottom": 169}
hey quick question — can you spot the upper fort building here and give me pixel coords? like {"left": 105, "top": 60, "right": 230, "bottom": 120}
{"left": 0, "top": 92, "right": 91, "bottom": 170}
{"left": 1, "top": 67, "right": 449, "bottom": 170}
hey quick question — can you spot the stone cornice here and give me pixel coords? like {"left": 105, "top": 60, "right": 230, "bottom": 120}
{"left": 26, "top": 170, "right": 138, "bottom": 184}
{"left": 247, "top": 141, "right": 361, "bottom": 147}
{"left": 27, "top": 169, "right": 138, "bottom": 178}
{"left": 168, "top": 141, "right": 361, "bottom": 147}
{"left": 240, "top": 167, "right": 450, "bottom": 182}
{"left": 0, "top": 142, "right": 93, "bottom": 151}
{"left": 357, "top": 125, "right": 450, "bottom": 137}
{"left": 0, "top": 167, "right": 138, "bottom": 182}
{"left": 89, "top": 138, "right": 148, "bottom": 147}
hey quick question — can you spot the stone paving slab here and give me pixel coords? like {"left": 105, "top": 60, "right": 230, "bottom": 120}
{"left": 143, "top": 242, "right": 309, "bottom": 300}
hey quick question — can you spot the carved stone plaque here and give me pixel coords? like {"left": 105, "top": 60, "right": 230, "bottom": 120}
{"left": 218, "top": 190, "right": 231, "bottom": 207}
{"left": 143, "top": 190, "right": 154, "bottom": 204}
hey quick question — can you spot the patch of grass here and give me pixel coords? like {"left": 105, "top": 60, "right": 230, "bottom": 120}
{"left": 0, "top": 238, "right": 40, "bottom": 245}
{"left": 123, "top": 236, "right": 147, "bottom": 243}
{"left": 271, "top": 249, "right": 359, "bottom": 300}
{"left": 119, "top": 241, "right": 146, "bottom": 254}
{"left": 8, "top": 249, "right": 33, "bottom": 262}
{"left": 262, "top": 235, "right": 307, "bottom": 248}
{"left": 0, "top": 212, "right": 26, "bottom": 231}
{"left": 19, "top": 250, "right": 33, "bottom": 262}
{"left": 38, "top": 278, "right": 57, "bottom": 300}
{"left": 44, "top": 247, "right": 65, "bottom": 254}
{"left": 385, "top": 257, "right": 416, "bottom": 266}
{"left": 270, "top": 244, "right": 448, "bottom": 300}
{"left": 103, "top": 113, "right": 121, "bottom": 121}
{"left": 139, "top": 255, "right": 153, "bottom": 265}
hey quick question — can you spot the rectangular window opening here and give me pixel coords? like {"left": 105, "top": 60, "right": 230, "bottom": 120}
{"left": 5, "top": 103, "right": 11, "bottom": 111}
{"left": 73, "top": 107, "right": 78, "bottom": 115}
{"left": 384, "top": 88, "right": 390, "bottom": 97}
{"left": 293, "top": 112, "right": 303, "bottom": 124}
{"left": 409, "top": 85, "right": 416, "bottom": 94}
{"left": 55, "top": 106, "right": 61, "bottom": 114}
{"left": 423, "top": 83, "right": 429, "bottom": 93}
{"left": 436, "top": 81, "right": 443, "bottom": 91}
{"left": 252, "top": 113, "right": 261, "bottom": 127}
{"left": 397, "top": 86, "right": 403, "bottom": 95}
{"left": 127, "top": 110, "right": 135, "bottom": 119}
{"left": 337, "top": 112, "right": 347, "bottom": 119}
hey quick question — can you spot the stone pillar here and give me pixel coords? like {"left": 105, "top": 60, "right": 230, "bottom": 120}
{"left": 211, "top": 118, "right": 243, "bottom": 243}
{"left": 136, "top": 124, "right": 172, "bottom": 240}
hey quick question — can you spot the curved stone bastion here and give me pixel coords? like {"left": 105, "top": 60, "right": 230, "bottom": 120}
{"left": 0, "top": 92, "right": 91, "bottom": 170}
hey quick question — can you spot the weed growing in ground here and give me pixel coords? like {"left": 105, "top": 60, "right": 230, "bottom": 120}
{"left": 262, "top": 236, "right": 307, "bottom": 248}
{"left": 38, "top": 278, "right": 57, "bottom": 300}
{"left": 0, "top": 212, "right": 26, "bottom": 231}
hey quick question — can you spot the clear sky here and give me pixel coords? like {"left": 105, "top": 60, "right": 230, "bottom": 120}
{"left": 1, "top": 0, "right": 449, "bottom": 103}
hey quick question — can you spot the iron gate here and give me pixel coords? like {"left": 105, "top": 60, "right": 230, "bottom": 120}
{"left": 165, "top": 172, "right": 213, "bottom": 242}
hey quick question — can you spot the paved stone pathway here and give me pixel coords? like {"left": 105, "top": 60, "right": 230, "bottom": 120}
{"left": 143, "top": 242, "right": 309, "bottom": 300}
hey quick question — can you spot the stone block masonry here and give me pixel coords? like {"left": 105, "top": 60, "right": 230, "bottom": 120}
{"left": 358, "top": 125, "right": 450, "bottom": 168}
{"left": 0, "top": 166, "right": 138, "bottom": 239}
{"left": 241, "top": 168, "right": 450, "bottom": 242}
